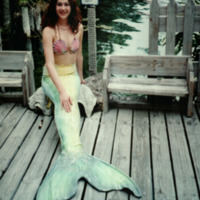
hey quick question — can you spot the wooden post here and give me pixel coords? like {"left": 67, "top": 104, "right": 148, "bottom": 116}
{"left": 88, "top": 6, "right": 97, "bottom": 75}
{"left": 166, "top": 0, "right": 177, "bottom": 55}
{"left": 0, "top": 29, "right": 5, "bottom": 93}
{"left": 183, "top": 0, "right": 195, "bottom": 55}
{"left": 149, "top": 0, "right": 159, "bottom": 55}
{"left": 197, "top": 53, "right": 200, "bottom": 102}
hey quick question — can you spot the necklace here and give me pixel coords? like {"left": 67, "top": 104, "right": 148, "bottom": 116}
{"left": 57, "top": 23, "right": 70, "bottom": 30}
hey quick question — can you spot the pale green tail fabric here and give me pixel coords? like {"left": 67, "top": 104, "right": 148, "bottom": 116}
{"left": 36, "top": 65, "right": 141, "bottom": 200}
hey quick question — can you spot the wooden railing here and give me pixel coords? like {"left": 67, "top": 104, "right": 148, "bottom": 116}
{"left": 149, "top": 0, "right": 200, "bottom": 100}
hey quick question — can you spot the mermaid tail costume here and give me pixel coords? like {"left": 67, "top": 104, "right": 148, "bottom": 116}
{"left": 36, "top": 64, "right": 141, "bottom": 200}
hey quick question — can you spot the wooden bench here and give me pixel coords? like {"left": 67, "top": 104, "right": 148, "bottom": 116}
{"left": 103, "top": 55, "right": 195, "bottom": 117}
{"left": 0, "top": 51, "right": 35, "bottom": 106}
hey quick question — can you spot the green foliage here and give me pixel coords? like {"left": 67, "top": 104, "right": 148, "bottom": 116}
{"left": 93, "top": 0, "right": 147, "bottom": 73}
{"left": 174, "top": 32, "right": 200, "bottom": 61}
{"left": 19, "top": 0, "right": 29, "bottom": 6}
{"left": 1, "top": 0, "right": 148, "bottom": 86}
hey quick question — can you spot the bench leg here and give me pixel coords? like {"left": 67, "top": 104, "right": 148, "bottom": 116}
{"left": 187, "top": 72, "right": 195, "bottom": 117}
{"left": 103, "top": 90, "right": 109, "bottom": 113}
{"left": 187, "top": 94, "right": 193, "bottom": 117}
{"left": 187, "top": 88, "right": 194, "bottom": 117}
{"left": 22, "top": 66, "right": 30, "bottom": 106}
{"left": 103, "top": 82, "right": 109, "bottom": 113}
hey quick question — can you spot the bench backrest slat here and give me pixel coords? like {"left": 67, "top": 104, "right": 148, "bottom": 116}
{"left": 110, "top": 55, "right": 188, "bottom": 77}
{"left": 0, "top": 51, "right": 29, "bottom": 70}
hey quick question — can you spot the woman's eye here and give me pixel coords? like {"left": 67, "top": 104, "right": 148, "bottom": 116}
{"left": 57, "top": 3, "right": 70, "bottom": 7}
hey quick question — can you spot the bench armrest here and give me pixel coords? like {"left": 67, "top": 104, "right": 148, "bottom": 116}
{"left": 186, "top": 57, "right": 195, "bottom": 93}
{"left": 103, "top": 55, "right": 111, "bottom": 112}
{"left": 103, "top": 55, "right": 111, "bottom": 84}
{"left": 186, "top": 58, "right": 194, "bottom": 82}
{"left": 186, "top": 58, "right": 195, "bottom": 117}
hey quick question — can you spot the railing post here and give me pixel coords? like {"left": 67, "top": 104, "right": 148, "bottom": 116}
{"left": 149, "top": 0, "right": 159, "bottom": 55}
{"left": 183, "top": 0, "right": 195, "bottom": 55}
{"left": 166, "top": 0, "right": 177, "bottom": 55}
{"left": 88, "top": 6, "right": 97, "bottom": 76}
{"left": 197, "top": 53, "right": 200, "bottom": 102}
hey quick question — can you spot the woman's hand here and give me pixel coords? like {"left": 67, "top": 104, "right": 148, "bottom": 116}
{"left": 59, "top": 91, "right": 73, "bottom": 112}
{"left": 80, "top": 78, "right": 85, "bottom": 84}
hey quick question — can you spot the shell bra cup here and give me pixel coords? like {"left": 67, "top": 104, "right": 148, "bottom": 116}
{"left": 53, "top": 26, "right": 79, "bottom": 55}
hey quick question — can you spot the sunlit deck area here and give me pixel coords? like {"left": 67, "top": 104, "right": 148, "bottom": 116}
{"left": 0, "top": 103, "right": 200, "bottom": 200}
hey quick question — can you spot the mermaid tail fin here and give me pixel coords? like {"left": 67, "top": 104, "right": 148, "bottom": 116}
{"left": 36, "top": 152, "right": 141, "bottom": 200}
{"left": 85, "top": 155, "right": 142, "bottom": 197}
{"left": 36, "top": 152, "right": 81, "bottom": 200}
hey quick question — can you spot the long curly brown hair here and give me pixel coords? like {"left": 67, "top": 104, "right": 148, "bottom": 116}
{"left": 41, "top": 0, "right": 82, "bottom": 33}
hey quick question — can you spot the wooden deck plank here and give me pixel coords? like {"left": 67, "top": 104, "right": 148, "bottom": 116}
{"left": 0, "top": 115, "right": 52, "bottom": 200}
{"left": 83, "top": 109, "right": 118, "bottom": 200}
{"left": 107, "top": 108, "right": 132, "bottom": 200}
{"left": 150, "top": 111, "right": 176, "bottom": 200}
{"left": 183, "top": 109, "right": 200, "bottom": 193}
{"left": 131, "top": 110, "right": 152, "bottom": 200}
{"left": 12, "top": 120, "right": 58, "bottom": 200}
{"left": 71, "top": 111, "right": 102, "bottom": 200}
{"left": 0, "top": 103, "right": 15, "bottom": 123}
{"left": 0, "top": 103, "right": 200, "bottom": 200}
{"left": 166, "top": 112, "right": 199, "bottom": 199}
{"left": 0, "top": 109, "right": 38, "bottom": 177}
{"left": 0, "top": 105, "right": 27, "bottom": 147}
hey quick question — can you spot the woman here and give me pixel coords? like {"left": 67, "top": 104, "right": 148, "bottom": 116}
{"left": 36, "top": 0, "right": 141, "bottom": 199}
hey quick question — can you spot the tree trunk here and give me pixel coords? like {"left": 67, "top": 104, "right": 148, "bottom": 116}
{"left": 3, "top": 0, "right": 11, "bottom": 27}
{"left": 0, "top": 30, "right": 2, "bottom": 50}
{"left": 29, "top": 7, "right": 35, "bottom": 31}
{"left": 88, "top": 6, "right": 97, "bottom": 75}
{"left": 3, "top": 0, "right": 12, "bottom": 49}
{"left": 34, "top": 6, "right": 42, "bottom": 31}
{"left": 22, "top": 6, "right": 32, "bottom": 50}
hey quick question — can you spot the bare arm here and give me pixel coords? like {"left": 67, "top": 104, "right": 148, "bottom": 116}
{"left": 76, "top": 24, "right": 85, "bottom": 84}
{"left": 43, "top": 27, "right": 72, "bottom": 112}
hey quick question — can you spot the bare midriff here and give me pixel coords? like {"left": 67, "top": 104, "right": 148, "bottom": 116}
{"left": 54, "top": 52, "right": 77, "bottom": 66}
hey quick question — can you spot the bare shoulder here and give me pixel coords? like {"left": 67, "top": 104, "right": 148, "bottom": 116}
{"left": 78, "top": 23, "right": 83, "bottom": 34}
{"left": 79, "top": 23, "right": 83, "bottom": 30}
{"left": 42, "top": 26, "right": 55, "bottom": 38}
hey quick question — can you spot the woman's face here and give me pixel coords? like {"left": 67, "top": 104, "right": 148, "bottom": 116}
{"left": 56, "top": 0, "right": 71, "bottom": 21}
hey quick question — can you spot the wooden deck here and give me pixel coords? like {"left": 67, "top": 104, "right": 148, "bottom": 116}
{"left": 0, "top": 103, "right": 200, "bottom": 200}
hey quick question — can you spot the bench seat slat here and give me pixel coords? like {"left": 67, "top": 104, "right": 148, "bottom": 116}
{"left": 108, "top": 82, "right": 188, "bottom": 97}
{"left": 0, "top": 80, "right": 22, "bottom": 87}
{"left": 0, "top": 72, "right": 22, "bottom": 79}
{"left": 0, "top": 92, "right": 23, "bottom": 98}
{"left": 110, "top": 77, "right": 187, "bottom": 87}
{"left": 0, "top": 72, "right": 22, "bottom": 87}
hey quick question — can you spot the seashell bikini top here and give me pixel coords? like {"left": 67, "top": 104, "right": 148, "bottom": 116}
{"left": 53, "top": 25, "right": 79, "bottom": 55}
